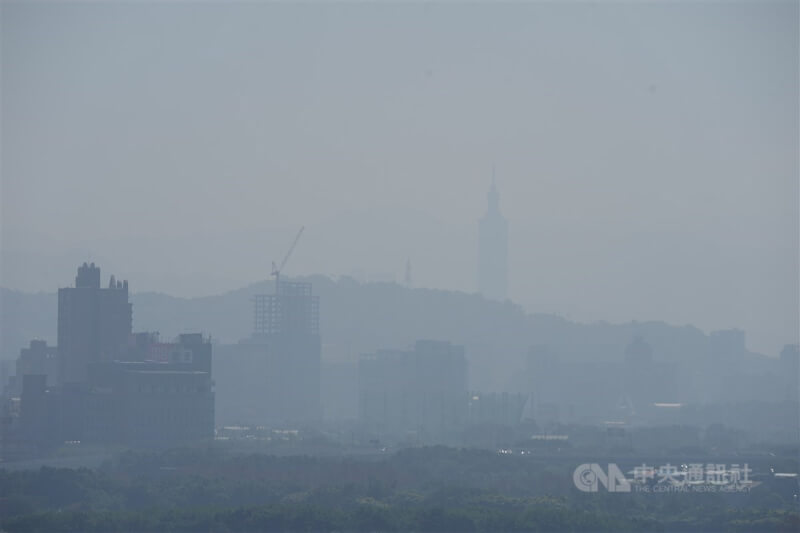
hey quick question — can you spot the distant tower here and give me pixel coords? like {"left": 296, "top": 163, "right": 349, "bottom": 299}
{"left": 478, "top": 172, "right": 508, "bottom": 300}
{"left": 404, "top": 258, "right": 412, "bottom": 287}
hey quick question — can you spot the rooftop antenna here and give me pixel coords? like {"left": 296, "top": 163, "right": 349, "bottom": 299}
{"left": 271, "top": 226, "right": 305, "bottom": 294}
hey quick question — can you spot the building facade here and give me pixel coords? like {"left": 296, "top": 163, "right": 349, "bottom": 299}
{"left": 58, "top": 262, "right": 132, "bottom": 385}
{"left": 7, "top": 264, "right": 214, "bottom": 455}
{"left": 237, "top": 280, "right": 322, "bottom": 426}
{"left": 358, "top": 340, "right": 468, "bottom": 441}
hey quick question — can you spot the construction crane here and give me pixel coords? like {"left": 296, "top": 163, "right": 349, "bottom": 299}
{"left": 271, "top": 226, "right": 304, "bottom": 293}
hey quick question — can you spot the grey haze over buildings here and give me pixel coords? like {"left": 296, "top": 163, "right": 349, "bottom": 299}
{"left": 1, "top": 2, "right": 797, "bottom": 356}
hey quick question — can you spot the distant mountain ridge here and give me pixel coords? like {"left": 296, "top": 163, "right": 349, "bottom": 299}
{"left": 0, "top": 275, "right": 763, "bottom": 391}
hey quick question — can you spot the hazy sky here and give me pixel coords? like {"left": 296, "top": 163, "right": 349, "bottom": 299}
{"left": 2, "top": 1, "right": 797, "bottom": 356}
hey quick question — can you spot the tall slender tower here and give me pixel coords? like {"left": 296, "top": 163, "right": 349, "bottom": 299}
{"left": 478, "top": 174, "right": 508, "bottom": 300}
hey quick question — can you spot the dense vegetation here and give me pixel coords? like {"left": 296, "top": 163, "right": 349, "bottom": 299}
{"left": 1, "top": 446, "right": 797, "bottom": 532}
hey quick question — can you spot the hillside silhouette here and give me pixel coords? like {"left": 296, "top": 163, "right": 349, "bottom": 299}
{"left": 2, "top": 276, "right": 753, "bottom": 392}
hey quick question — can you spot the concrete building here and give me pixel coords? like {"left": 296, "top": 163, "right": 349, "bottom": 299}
{"left": 358, "top": 340, "right": 468, "bottom": 441}
{"left": 58, "top": 262, "right": 132, "bottom": 385}
{"left": 19, "top": 332, "right": 215, "bottom": 448}
{"left": 4, "top": 340, "right": 58, "bottom": 397}
{"left": 109, "top": 334, "right": 215, "bottom": 445}
{"left": 19, "top": 375, "right": 53, "bottom": 452}
{"left": 621, "top": 336, "right": 677, "bottom": 412}
{"left": 467, "top": 391, "right": 528, "bottom": 427}
{"left": 526, "top": 339, "right": 678, "bottom": 426}
{"left": 526, "top": 344, "right": 621, "bottom": 425}
{"left": 257, "top": 280, "right": 321, "bottom": 425}
{"left": 8, "top": 264, "right": 215, "bottom": 454}
{"left": 321, "top": 360, "right": 358, "bottom": 421}
{"left": 478, "top": 176, "right": 508, "bottom": 301}
{"left": 216, "top": 280, "right": 322, "bottom": 427}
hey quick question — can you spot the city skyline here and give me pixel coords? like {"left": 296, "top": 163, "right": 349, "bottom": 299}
{"left": 2, "top": 3, "right": 797, "bottom": 355}
{"left": 1, "top": 3, "right": 797, "bottom": 530}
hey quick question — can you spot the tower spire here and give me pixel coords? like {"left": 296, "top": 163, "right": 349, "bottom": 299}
{"left": 487, "top": 166, "right": 500, "bottom": 214}
{"left": 478, "top": 164, "right": 508, "bottom": 301}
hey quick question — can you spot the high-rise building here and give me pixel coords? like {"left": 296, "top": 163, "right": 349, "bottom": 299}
{"left": 478, "top": 176, "right": 508, "bottom": 301}
{"left": 57, "top": 263, "right": 132, "bottom": 385}
{"left": 358, "top": 340, "right": 468, "bottom": 440}
{"left": 249, "top": 280, "right": 322, "bottom": 425}
{"left": 5, "top": 264, "right": 215, "bottom": 455}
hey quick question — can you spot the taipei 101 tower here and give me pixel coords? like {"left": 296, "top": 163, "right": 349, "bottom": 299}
{"left": 477, "top": 174, "right": 508, "bottom": 301}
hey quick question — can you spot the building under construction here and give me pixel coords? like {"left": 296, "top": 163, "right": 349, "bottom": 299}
{"left": 253, "top": 281, "right": 319, "bottom": 338}
{"left": 257, "top": 280, "right": 321, "bottom": 424}
{"left": 214, "top": 227, "right": 322, "bottom": 427}
{"left": 214, "top": 280, "right": 322, "bottom": 427}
